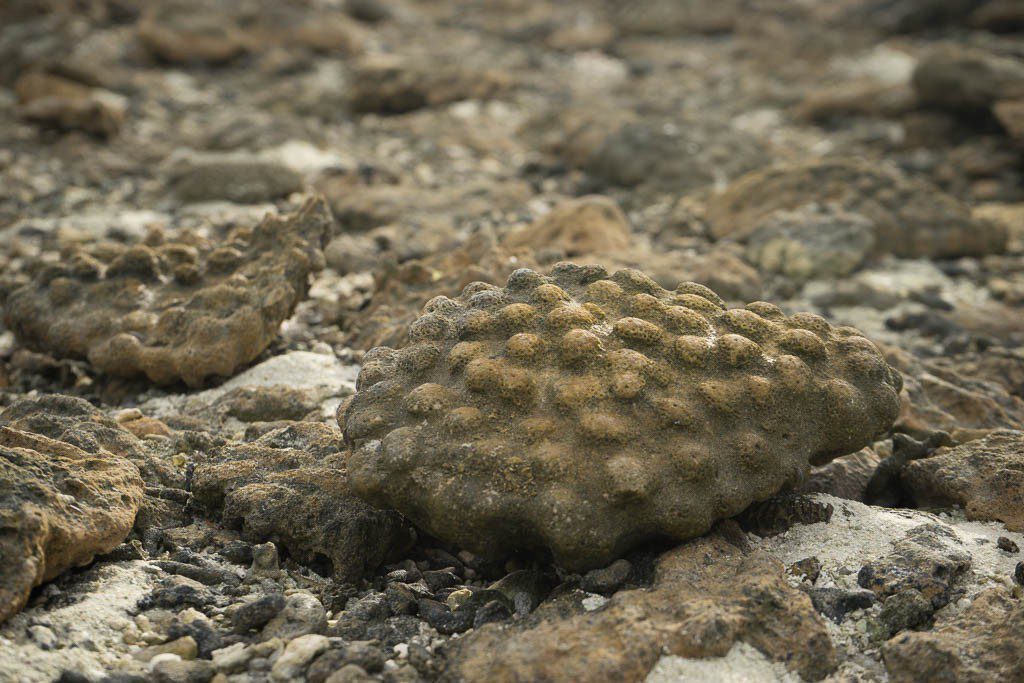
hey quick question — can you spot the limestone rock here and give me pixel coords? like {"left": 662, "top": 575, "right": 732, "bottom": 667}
{"left": 502, "top": 196, "right": 632, "bottom": 258}
{"left": 191, "top": 423, "right": 415, "bottom": 583}
{"left": 4, "top": 198, "right": 330, "bottom": 387}
{"left": 745, "top": 204, "right": 875, "bottom": 281}
{"left": 0, "top": 417, "right": 144, "bottom": 624}
{"left": 443, "top": 531, "right": 837, "bottom": 681}
{"left": 343, "top": 262, "right": 902, "bottom": 570}
{"left": 349, "top": 55, "right": 510, "bottom": 114}
{"left": 707, "top": 160, "right": 1007, "bottom": 259}
{"left": 903, "top": 430, "right": 1024, "bottom": 530}
{"left": 883, "top": 587, "right": 1024, "bottom": 682}
{"left": 913, "top": 45, "right": 1024, "bottom": 112}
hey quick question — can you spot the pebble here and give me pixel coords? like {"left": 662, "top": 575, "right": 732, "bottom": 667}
{"left": 581, "top": 559, "right": 632, "bottom": 594}
{"left": 231, "top": 593, "right": 286, "bottom": 633}
{"left": 998, "top": 537, "right": 1020, "bottom": 553}
{"left": 28, "top": 625, "right": 58, "bottom": 650}
{"left": 270, "top": 633, "right": 330, "bottom": 680}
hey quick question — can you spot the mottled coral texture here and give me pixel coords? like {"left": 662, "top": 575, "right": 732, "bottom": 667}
{"left": 343, "top": 263, "right": 902, "bottom": 570}
{"left": 4, "top": 197, "right": 330, "bottom": 387}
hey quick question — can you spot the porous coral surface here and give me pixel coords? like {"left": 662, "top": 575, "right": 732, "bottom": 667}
{"left": 3, "top": 198, "right": 330, "bottom": 387}
{"left": 343, "top": 262, "right": 903, "bottom": 570}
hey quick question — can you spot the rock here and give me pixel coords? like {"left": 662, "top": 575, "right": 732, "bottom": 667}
{"left": 847, "top": 0, "right": 985, "bottom": 33}
{"left": 857, "top": 524, "right": 971, "bottom": 609}
{"left": 865, "top": 431, "right": 953, "bottom": 508}
{"left": 805, "top": 586, "right": 877, "bottom": 623}
{"left": 998, "top": 536, "right": 1019, "bottom": 553}
{"left": 971, "top": 0, "right": 1024, "bottom": 31}
{"left": 136, "top": 636, "right": 199, "bottom": 662}
{"left": 325, "top": 665, "right": 375, "bottom": 683}
{"left": 1016, "top": 562, "right": 1024, "bottom": 585}
{"left": 744, "top": 204, "right": 875, "bottom": 281}
{"left": 913, "top": 46, "right": 1024, "bottom": 112}
{"left": 870, "top": 588, "right": 934, "bottom": 641}
{"left": 137, "top": 2, "right": 249, "bottom": 66}
{"left": 349, "top": 55, "right": 510, "bottom": 114}
{"left": 578, "top": 118, "right": 767, "bottom": 193}
{"left": 502, "top": 196, "right": 632, "bottom": 258}
{"left": 608, "top": 0, "right": 742, "bottom": 35}
{"left": 882, "top": 587, "right": 1024, "bottom": 682}
{"left": 707, "top": 160, "right": 1007, "bottom": 259}
{"left": 248, "top": 542, "right": 281, "bottom": 581}
{"left": 270, "top": 634, "right": 330, "bottom": 681}
{"left": 489, "top": 570, "right": 553, "bottom": 615}
{"left": 444, "top": 531, "right": 836, "bottom": 681}
{"left": 170, "top": 156, "right": 304, "bottom": 204}
{"left": 261, "top": 592, "right": 327, "bottom": 640}
{"left": 787, "top": 557, "right": 822, "bottom": 583}
{"left": 14, "top": 70, "right": 126, "bottom": 137}
{"left": 344, "top": 263, "right": 902, "bottom": 570}
{"left": 0, "top": 420, "right": 143, "bottom": 624}
{"left": 903, "top": 430, "right": 1024, "bottom": 530}
{"left": 192, "top": 423, "right": 414, "bottom": 583}
{"left": 580, "top": 559, "right": 632, "bottom": 594}
{"left": 231, "top": 593, "right": 285, "bottom": 634}
{"left": 995, "top": 99, "right": 1024, "bottom": 145}
{"left": 140, "top": 576, "right": 216, "bottom": 611}
{"left": 800, "top": 448, "right": 881, "bottom": 502}
{"left": 151, "top": 658, "right": 215, "bottom": 683}
{"left": 219, "top": 386, "right": 319, "bottom": 422}
{"left": 4, "top": 198, "right": 330, "bottom": 387}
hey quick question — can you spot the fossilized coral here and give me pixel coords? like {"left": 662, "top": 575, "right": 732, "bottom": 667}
{"left": 3, "top": 198, "right": 330, "bottom": 387}
{"left": 342, "top": 263, "right": 903, "bottom": 570}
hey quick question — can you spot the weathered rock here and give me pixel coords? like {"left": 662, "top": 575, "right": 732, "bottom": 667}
{"left": 343, "top": 262, "right": 902, "bottom": 570}
{"left": 171, "top": 157, "right": 303, "bottom": 204}
{"left": 192, "top": 422, "right": 414, "bottom": 582}
{"left": 707, "top": 160, "right": 1007, "bottom": 259}
{"left": 744, "top": 204, "right": 875, "bottom": 281}
{"left": 903, "top": 430, "right": 1024, "bottom": 530}
{"left": 443, "top": 531, "right": 837, "bottom": 681}
{"left": 502, "top": 196, "right": 632, "bottom": 258}
{"left": 261, "top": 591, "right": 328, "bottom": 640}
{"left": 349, "top": 55, "right": 510, "bottom": 114}
{"left": 4, "top": 198, "right": 330, "bottom": 387}
{"left": 800, "top": 447, "right": 881, "bottom": 502}
{"left": 607, "top": 0, "right": 743, "bottom": 35}
{"left": 14, "top": 70, "right": 126, "bottom": 137}
{"left": 137, "top": 2, "right": 249, "bottom": 65}
{"left": 882, "top": 587, "right": 1024, "bottom": 682}
{"left": 0, "top": 422, "right": 143, "bottom": 624}
{"left": 913, "top": 45, "right": 1024, "bottom": 112}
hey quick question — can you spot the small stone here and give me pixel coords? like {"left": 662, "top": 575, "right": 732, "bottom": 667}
{"left": 788, "top": 557, "right": 822, "bottom": 583}
{"left": 806, "top": 587, "right": 877, "bottom": 624}
{"left": 581, "top": 559, "right": 632, "bottom": 594}
{"left": 385, "top": 583, "right": 418, "bottom": 615}
{"left": 324, "top": 664, "right": 375, "bottom": 683}
{"left": 270, "top": 634, "right": 330, "bottom": 680}
{"left": 218, "top": 541, "right": 254, "bottom": 566}
{"left": 248, "top": 542, "right": 281, "bottom": 580}
{"left": 998, "top": 537, "right": 1020, "bottom": 553}
{"left": 423, "top": 570, "right": 460, "bottom": 594}
{"left": 473, "top": 600, "right": 512, "bottom": 628}
{"left": 416, "top": 599, "right": 474, "bottom": 635}
{"left": 211, "top": 642, "right": 252, "bottom": 674}
{"left": 151, "top": 658, "right": 215, "bottom": 683}
{"left": 870, "top": 588, "right": 934, "bottom": 642}
{"left": 1015, "top": 562, "right": 1024, "bottom": 586}
{"left": 28, "top": 625, "right": 57, "bottom": 650}
{"left": 344, "top": 640, "right": 385, "bottom": 673}
{"left": 261, "top": 592, "right": 327, "bottom": 640}
{"left": 446, "top": 588, "right": 473, "bottom": 611}
{"left": 136, "top": 636, "right": 199, "bottom": 662}
{"left": 232, "top": 593, "right": 285, "bottom": 634}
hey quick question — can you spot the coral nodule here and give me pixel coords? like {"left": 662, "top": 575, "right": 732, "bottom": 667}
{"left": 341, "top": 263, "right": 903, "bottom": 571}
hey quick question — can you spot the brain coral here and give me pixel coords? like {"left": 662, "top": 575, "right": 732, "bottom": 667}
{"left": 342, "top": 263, "right": 903, "bottom": 570}
{"left": 3, "top": 198, "right": 330, "bottom": 387}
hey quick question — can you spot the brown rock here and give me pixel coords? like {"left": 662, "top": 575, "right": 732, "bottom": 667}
{"left": 443, "top": 531, "right": 837, "bottom": 681}
{"left": 4, "top": 198, "right": 330, "bottom": 387}
{"left": 903, "top": 430, "right": 1024, "bottom": 530}
{"left": 503, "top": 196, "right": 632, "bottom": 258}
{"left": 349, "top": 55, "right": 510, "bottom": 114}
{"left": 883, "top": 587, "right": 1024, "bottom": 682}
{"left": 137, "top": 2, "right": 249, "bottom": 65}
{"left": 913, "top": 45, "right": 1024, "bottom": 112}
{"left": 994, "top": 99, "right": 1024, "bottom": 145}
{"left": 14, "top": 70, "right": 126, "bottom": 137}
{"left": 801, "top": 448, "right": 882, "bottom": 502}
{"left": 191, "top": 423, "right": 415, "bottom": 582}
{"left": 707, "top": 160, "right": 1007, "bottom": 259}
{"left": 0, "top": 421, "right": 143, "bottom": 624}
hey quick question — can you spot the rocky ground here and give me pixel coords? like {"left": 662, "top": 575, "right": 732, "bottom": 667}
{"left": 1, "top": 0, "right": 1023, "bottom": 681}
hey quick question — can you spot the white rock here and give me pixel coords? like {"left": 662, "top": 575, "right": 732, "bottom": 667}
{"left": 270, "top": 634, "right": 330, "bottom": 680}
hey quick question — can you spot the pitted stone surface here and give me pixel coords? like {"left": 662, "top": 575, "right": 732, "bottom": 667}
{"left": 3, "top": 198, "right": 330, "bottom": 387}
{"left": 342, "top": 263, "right": 903, "bottom": 570}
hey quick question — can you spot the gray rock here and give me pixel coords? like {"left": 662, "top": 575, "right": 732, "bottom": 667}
{"left": 171, "top": 157, "right": 303, "bottom": 204}
{"left": 806, "top": 586, "right": 877, "bottom": 623}
{"left": 261, "top": 592, "right": 327, "bottom": 640}
{"left": 581, "top": 559, "right": 632, "bottom": 594}
{"left": 232, "top": 593, "right": 286, "bottom": 634}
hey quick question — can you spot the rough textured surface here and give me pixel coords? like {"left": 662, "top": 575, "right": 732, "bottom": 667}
{"left": 882, "top": 586, "right": 1024, "bottom": 683}
{"left": 343, "top": 262, "right": 902, "bottom": 570}
{"left": 192, "top": 422, "right": 415, "bottom": 582}
{"left": 443, "top": 530, "right": 837, "bottom": 682}
{"left": 3, "top": 198, "right": 330, "bottom": 387}
{"left": 0, "top": 416, "right": 144, "bottom": 624}
{"left": 502, "top": 195, "right": 632, "bottom": 258}
{"left": 707, "top": 160, "right": 1006, "bottom": 258}
{"left": 903, "top": 430, "right": 1024, "bottom": 530}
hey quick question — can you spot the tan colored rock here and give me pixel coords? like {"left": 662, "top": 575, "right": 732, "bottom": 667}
{"left": 503, "top": 196, "right": 632, "bottom": 257}
{"left": 137, "top": 2, "right": 249, "bottom": 65}
{"left": 707, "top": 160, "right": 1007, "bottom": 259}
{"left": 883, "top": 587, "right": 1024, "bottom": 683}
{"left": 995, "top": 99, "right": 1024, "bottom": 145}
{"left": 444, "top": 531, "right": 837, "bottom": 681}
{"left": 0, "top": 423, "right": 144, "bottom": 624}
{"left": 343, "top": 263, "right": 902, "bottom": 570}
{"left": 903, "top": 430, "right": 1024, "bottom": 530}
{"left": 4, "top": 198, "right": 330, "bottom": 387}
{"left": 349, "top": 55, "right": 510, "bottom": 114}
{"left": 14, "top": 70, "right": 126, "bottom": 137}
